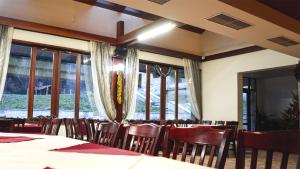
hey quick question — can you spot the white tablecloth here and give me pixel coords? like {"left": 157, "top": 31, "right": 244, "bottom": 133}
{"left": 0, "top": 132, "right": 212, "bottom": 169}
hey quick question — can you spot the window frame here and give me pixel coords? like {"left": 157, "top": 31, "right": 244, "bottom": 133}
{"left": 11, "top": 40, "right": 90, "bottom": 119}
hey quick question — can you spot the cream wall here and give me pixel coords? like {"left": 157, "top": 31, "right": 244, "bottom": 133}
{"left": 13, "top": 29, "right": 183, "bottom": 66}
{"left": 201, "top": 49, "right": 299, "bottom": 125}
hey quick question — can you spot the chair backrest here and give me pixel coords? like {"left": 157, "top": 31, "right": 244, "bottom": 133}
{"left": 94, "top": 122, "right": 120, "bottom": 147}
{"left": 73, "top": 119, "right": 84, "bottom": 140}
{"left": 225, "top": 121, "right": 239, "bottom": 141}
{"left": 236, "top": 130, "right": 300, "bottom": 169}
{"left": 122, "top": 123, "right": 161, "bottom": 155}
{"left": 49, "top": 119, "right": 62, "bottom": 135}
{"left": 175, "top": 120, "right": 187, "bottom": 127}
{"left": 0, "top": 119, "right": 14, "bottom": 132}
{"left": 215, "top": 121, "right": 225, "bottom": 125}
{"left": 163, "top": 126, "right": 230, "bottom": 169}
{"left": 63, "top": 118, "right": 74, "bottom": 138}
{"left": 202, "top": 120, "right": 212, "bottom": 125}
{"left": 43, "top": 119, "right": 52, "bottom": 134}
{"left": 81, "top": 119, "right": 94, "bottom": 141}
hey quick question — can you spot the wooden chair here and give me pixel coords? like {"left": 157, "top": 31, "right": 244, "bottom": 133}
{"left": 63, "top": 118, "right": 74, "bottom": 138}
{"left": 175, "top": 119, "right": 188, "bottom": 127}
{"left": 163, "top": 126, "right": 230, "bottom": 169}
{"left": 82, "top": 119, "right": 94, "bottom": 141}
{"left": 48, "top": 119, "right": 62, "bottom": 135}
{"left": 215, "top": 121, "right": 225, "bottom": 125}
{"left": 0, "top": 119, "right": 14, "bottom": 132}
{"left": 42, "top": 118, "right": 52, "bottom": 134}
{"left": 202, "top": 120, "right": 212, "bottom": 125}
{"left": 122, "top": 123, "right": 161, "bottom": 155}
{"left": 73, "top": 119, "right": 84, "bottom": 140}
{"left": 94, "top": 122, "right": 120, "bottom": 147}
{"left": 236, "top": 130, "right": 300, "bottom": 169}
{"left": 225, "top": 121, "right": 239, "bottom": 156}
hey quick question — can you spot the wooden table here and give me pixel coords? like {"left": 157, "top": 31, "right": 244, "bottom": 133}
{"left": 0, "top": 132, "right": 212, "bottom": 169}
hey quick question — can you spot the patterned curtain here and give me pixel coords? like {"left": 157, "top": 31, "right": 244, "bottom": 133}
{"left": 183, "top": 58, "right": 202, "bottom": 120}
{"left": 90, "top": 41, "right": 116, "bottom": 120}
{"left": 123, "top": 48, "right": 139, "bottom": 119}
{"left": 0, "top": 25, "right": 13, "bottom": 101}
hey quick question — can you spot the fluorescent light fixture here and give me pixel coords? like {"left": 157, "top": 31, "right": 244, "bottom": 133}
{"left": 137, "top": 22, "right": 176, "bottom": 41}
{"left": 113, "top": 63, "right": 124, "bottom": 72}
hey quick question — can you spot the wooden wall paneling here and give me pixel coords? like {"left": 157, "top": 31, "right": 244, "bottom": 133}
{"left": 145, "top": 64, "right": 151, "bottom": 120}
{"left": 75, "top": 54, "right": 81, "bottom": 119}
{"left": 27, "top": 47, "right": 37, "bottom": 118}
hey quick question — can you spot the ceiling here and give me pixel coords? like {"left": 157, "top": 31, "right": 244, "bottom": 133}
{"left": 0, "top": 0, "right": 252, "bottom": 58}
{"left": 107, "top": 0, "right": 300, "bottom": 57}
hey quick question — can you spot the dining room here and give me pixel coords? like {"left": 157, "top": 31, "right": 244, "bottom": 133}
{"left": 0, "top": 0, "right": 300, "bottom": 169}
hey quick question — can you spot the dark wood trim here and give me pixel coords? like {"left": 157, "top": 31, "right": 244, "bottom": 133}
{"left": 51, "top": 51, "right": 61, "bottom": 118}
{"left": 175, "top": 69, "right": 179, "bottom": 120}
{"left": 75, "top": 54, "right": 81, "bottom": 119}
{"left": 133, "top": 44, "right": 202, "bottom": 61}
{"left": 145, "top": 64, "right": 151, "bottom": 120}
{"left": 0, "top": 16, "right": 116, "bottom": 44}
{"left": 160, "top": 67, "right": 167, "bottom": 120}
{"left": 13, "top": 39, "right": 89, "bottom": 54}
{"left": 74, "top": 0, "right": 96, "bottom": 5}
{"left": 202, "top": 46, "right": 265, "bottom": 62}
{"left": 139, "top": 59, "right": 183, "bottom": 69}
{"left": 27, "top": 47, "right": 37, "bottom": 118}
{"left": 116, "top": 21, "right": 124, "bottom": 39}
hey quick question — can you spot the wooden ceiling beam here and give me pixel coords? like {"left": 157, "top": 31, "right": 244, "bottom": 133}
{"left": 132, "top": 43, "right": 202, "bottom": 61}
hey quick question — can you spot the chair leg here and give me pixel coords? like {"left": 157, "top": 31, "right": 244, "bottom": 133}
{"left": 232, "top": 140, "right": 237, "bottom": 157}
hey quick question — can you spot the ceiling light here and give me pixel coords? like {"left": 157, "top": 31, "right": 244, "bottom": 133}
{"left": 137, "top": 22, "right": 176, "bottom": 41}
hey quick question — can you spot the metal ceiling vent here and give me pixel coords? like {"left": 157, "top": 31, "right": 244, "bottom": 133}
{"left": 207, "top": 14, "right": 252, "bottom": 30}
{"left": 268, "top": 36, "right": 299, "bottom": 47}
{"left": 148, "top": 0, "right": 170, "bottom": 5}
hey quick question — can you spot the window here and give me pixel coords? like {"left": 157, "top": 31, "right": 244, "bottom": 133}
{"left": 165, "top": 69, "right": 176, "bottom": 120}
{"left": 0, "top": 44, "right": 31, "bottom": 118}
{"left": 79, "top": 54, "right": 101, "bottom": 119}
{"left": 150, "top": 65, "right": 161, "bottom": 120}
{"left": 129, "top": 62, "right": 192, "bottom": 121}
{"left": 130, "top": 63, "right": 147, "bottom": 120}
{"left": 0, "top": 42, "right": 105, "bottom": 119}
{"left": 178, "top": 69, "right": 193, "bottom": 120}
{"left": 58, "top": 52, "right": 77, "bottom": 118}
{"left": 33, "top": 49, "right": 54, "bottom": 117}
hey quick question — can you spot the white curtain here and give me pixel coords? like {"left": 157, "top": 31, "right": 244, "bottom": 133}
{"left": 183, "top": 58, "right": 202, "bottom": 120}
{"left": 123, "top": 48, "right": 139, "bottom": 119}
{"left": 90, "top": 41, "right": 116, "bottom": 120}
{"left": 0, "top": 25, "right": 13, "bottom": 101}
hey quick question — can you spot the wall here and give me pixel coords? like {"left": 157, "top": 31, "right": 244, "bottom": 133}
{"left": 13, "top": 29, "right": 184, "bottom": 66}
{"left": 201, "top": 49, "right": 299, "bottom": 125}
{"left": 257, "top": 75, "right": 297, "bottom": 119}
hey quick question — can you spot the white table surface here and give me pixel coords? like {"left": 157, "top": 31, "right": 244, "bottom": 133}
{"left": 0, "top": 132, "right": 213, "bottom": 169}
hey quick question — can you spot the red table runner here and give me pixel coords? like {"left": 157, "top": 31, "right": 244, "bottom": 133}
{"left": 51, "top": 143, "right": 141, "bottom": 156}
{"left": 0, "top": 136, "right": 41, "bottom": 143}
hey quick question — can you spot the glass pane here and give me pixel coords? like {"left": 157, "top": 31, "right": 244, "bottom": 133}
{"left": 79, "top": 54, "right": 104, "bottom": 119}
{"left": 129, "top": 63, "right": 146, "bottom": 120}
{"left": 150, "top": 65, "right": 161, "bottom": 120}
{"left": 0, "top": 44, "right": 31, "bottom": 118}
{"left": 33, "top": 49, "right": 54, "bottom": 117}
{"left": 178, "top": 69, "right": 193, "bottom": 120}
{"left": 58, "top": 52, "right": 76, "bottom": 118}
{"left": 165, "top": 69, "right": 176, "bottom": 120}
